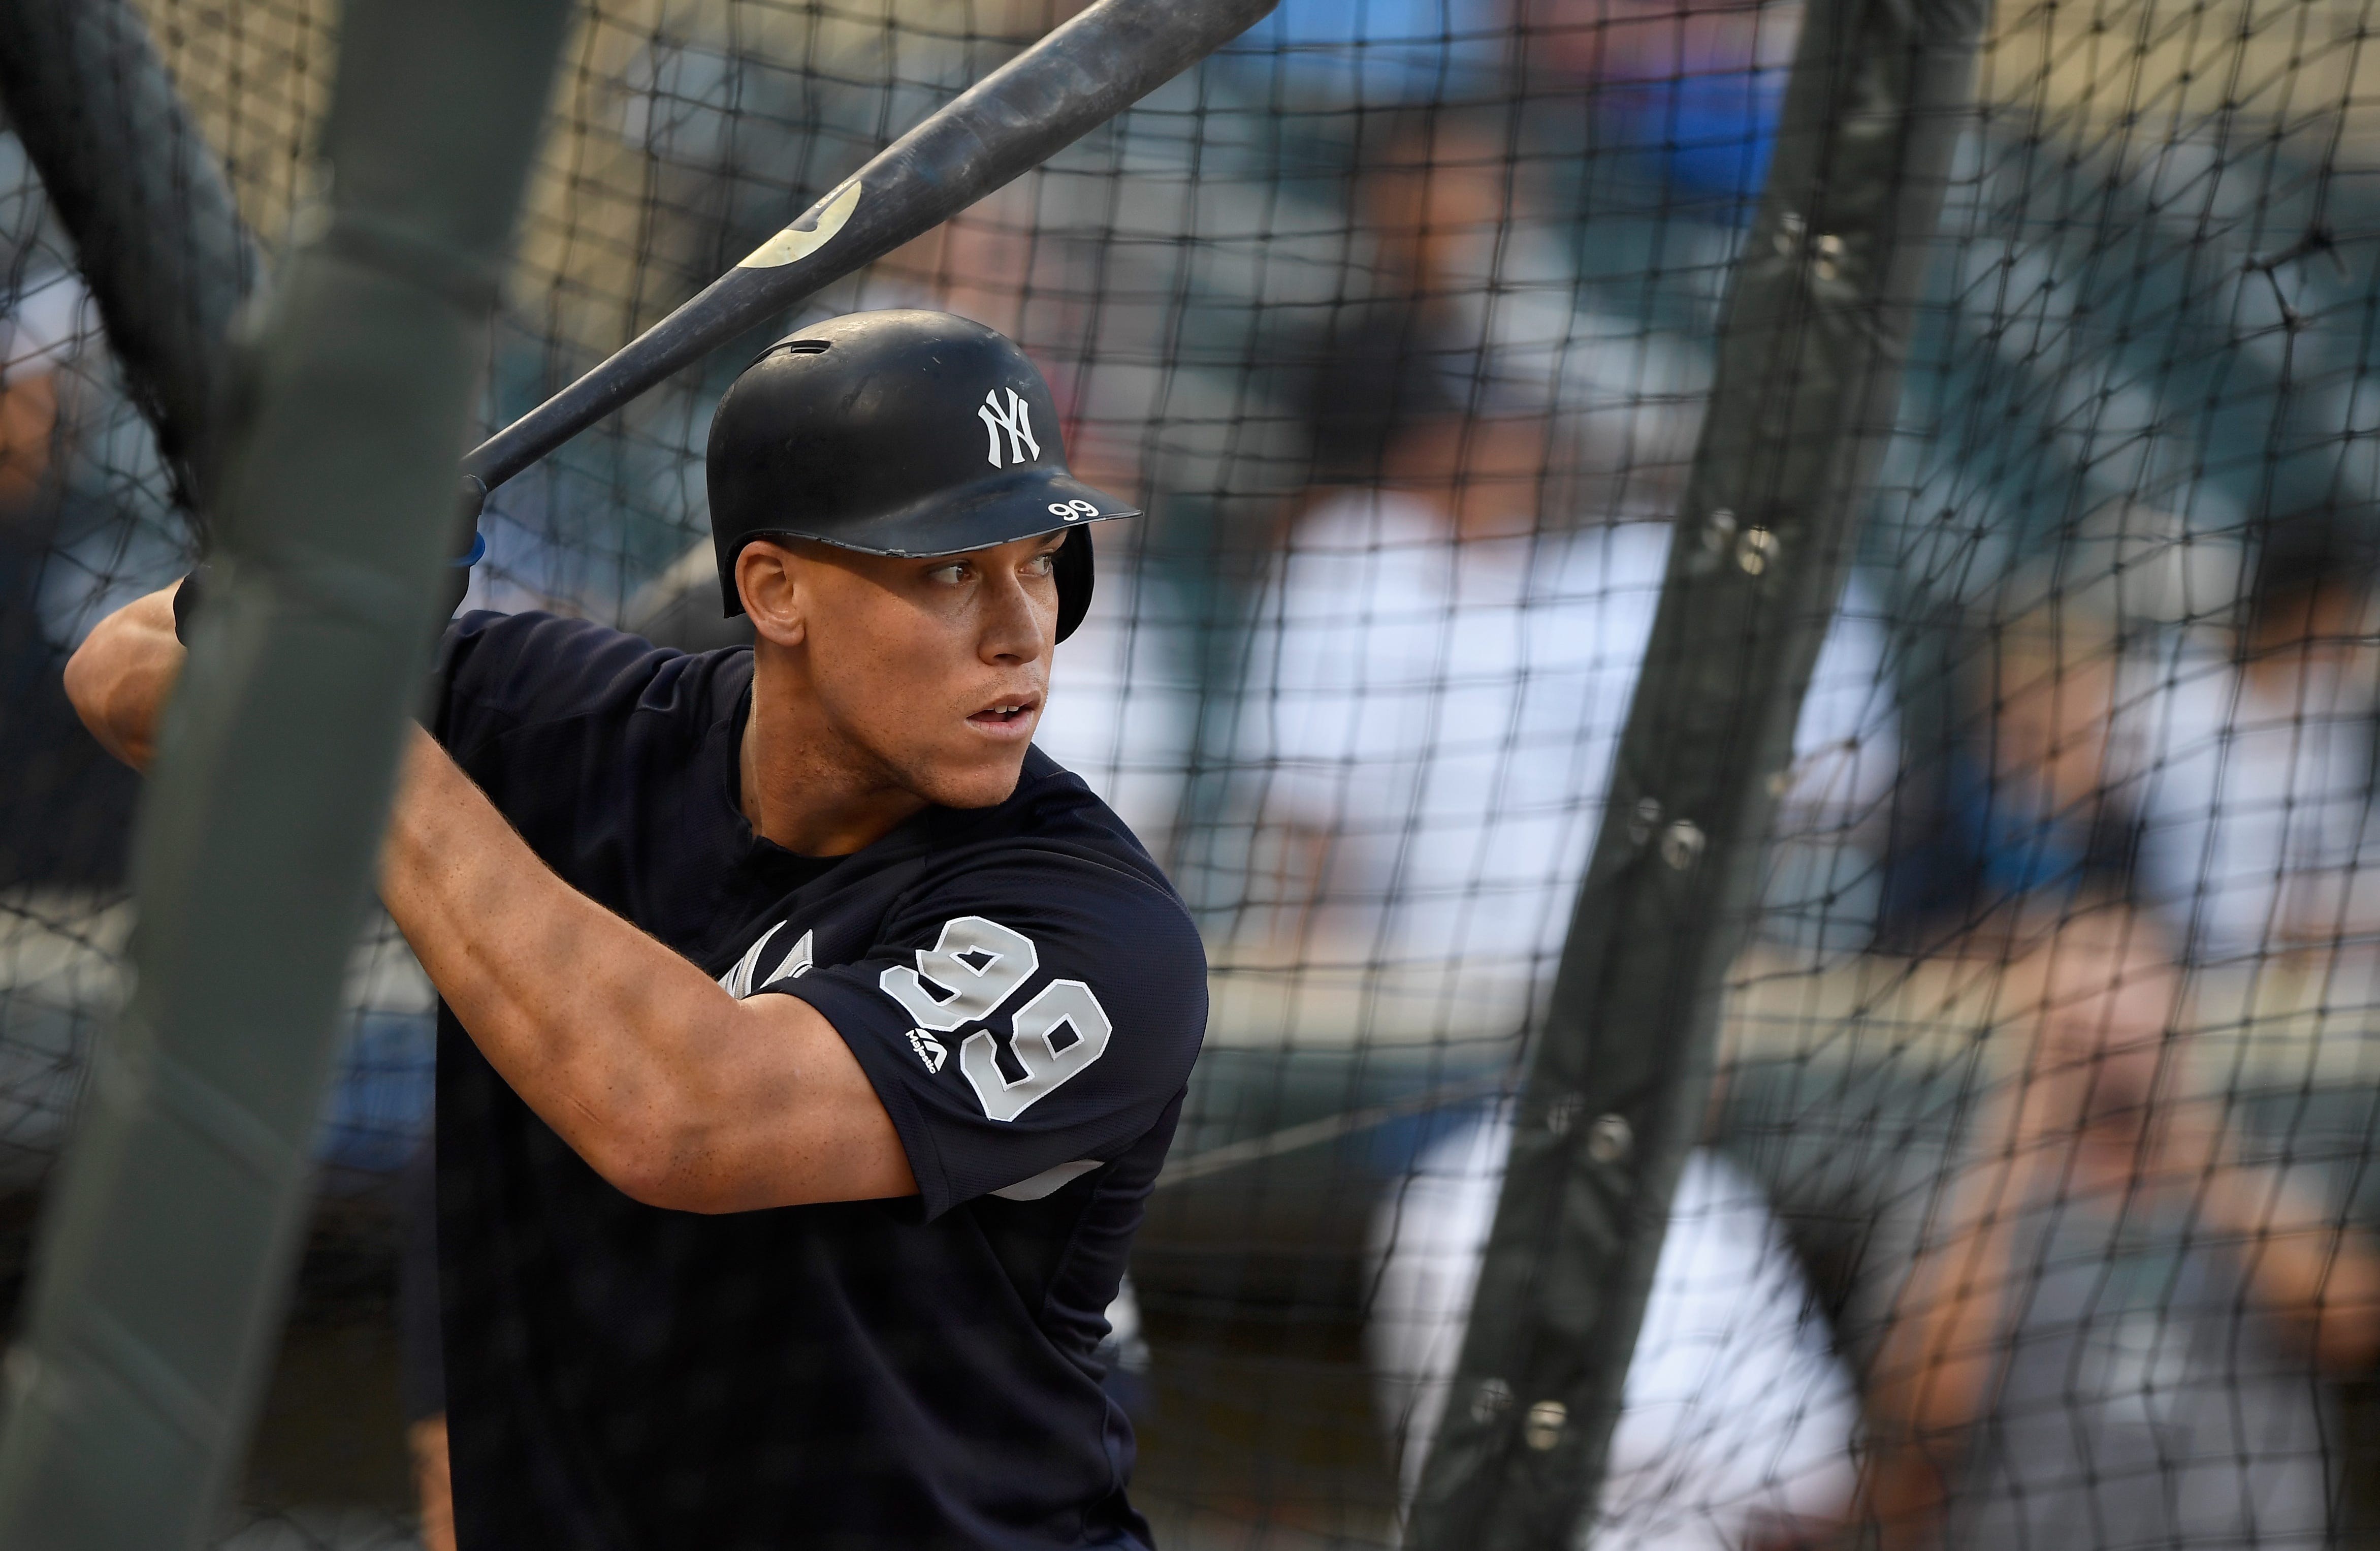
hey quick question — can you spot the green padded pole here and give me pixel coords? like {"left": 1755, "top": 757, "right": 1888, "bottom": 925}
{"left": 1405, "top": 0, "right": 1988, "bottom": 1543}
{"left": 0, "top": 0, "right": 572, "bottom": 1545}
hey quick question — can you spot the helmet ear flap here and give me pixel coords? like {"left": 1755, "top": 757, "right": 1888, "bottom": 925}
{"left": 718, "top": 535, "right": 749, "bottom": 619}
{"left": 1053, "top": 524, "right": 1095, "bottom": 644}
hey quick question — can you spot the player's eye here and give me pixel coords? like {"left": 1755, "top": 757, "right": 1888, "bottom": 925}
{"left": 1022, "top": 550, "right": 1057, "bottom": 579}
{"left": 925, "top": 561, "right": 971, "bottom": 586}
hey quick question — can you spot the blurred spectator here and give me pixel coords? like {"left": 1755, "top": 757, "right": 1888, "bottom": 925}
{"left": 1250, "top": 362, "right": 1890, "bottom": 1546}
{"left": 1529, "top": 0, "right": 1796, "bottom": 203}
{"left": 1027, "top": 552, "right": 1201, "bottom": 854}
{"left": 0, "top": 270, "right": 74, "bottom": 507}
{"left": 1372, "top": 1113, "right": 1862, "bottom": 1547}
{"left": 1883, "top": 602, "right": 2140, "bottom": 948}
{"left": 1301, "top": 113, "right": 1510, "bottom": 486}
{"left": 1226, "top": 0, "right": 1506, "bottom": 104}
{"left": 2125, "top": 516, "right": 2380, "bottom": 965}
{"left": 1891, "top": 511, "right": 2380, "bottom": 966}
{"left": 0, "top": 123, "right": 84, "bottom": 572}
{"left": 1236, "top": 96, "right": 1891, "bottom": 982}
{"left": 1228, "top": 415, "right": 1897, "bottom": 991}
{"left": 1862, "top": 902, "right": 2380, "bottom": 1550}
{"left": 0, "top": 124, "right": 138, "bottom": 889}
{"left": 1293, "top": 109, "right": 1705, "bottom": 510}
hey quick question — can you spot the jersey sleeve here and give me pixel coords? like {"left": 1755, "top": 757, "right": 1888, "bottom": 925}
{"left": 771, "top": 846, "right": 1208, "bottom": 1220}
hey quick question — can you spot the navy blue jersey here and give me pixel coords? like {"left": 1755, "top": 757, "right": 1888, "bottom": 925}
{"left": 428, "top": 611, "right": 1206, "bottom": 1551}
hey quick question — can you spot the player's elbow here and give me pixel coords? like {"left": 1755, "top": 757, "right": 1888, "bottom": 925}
{"left": 604, "top": 1166, "right": 719, "bottom": 1215}
{"left": 64, "top": 630, "right": 150, "bottom": 768}
{"left": 62, "top": 622, "right": 129, "bottom": 742}
{"left": 591, "top": 1148, "right": 708, "bottom": 1214}
{"left": 64, "top": 589, "right": 183, "bottom": 768}
{"left": 580, "top": 1112, "right": 745, "bottom": 1215}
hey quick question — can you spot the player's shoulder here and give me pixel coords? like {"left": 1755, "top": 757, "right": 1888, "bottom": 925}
{"left": 932, "top": 749, "right": 1175, "bottom": 883}
{"left": 434, "top": 609, "right": 749, "bottom": 752}
{"left": 906, "top": 749, "right": 1196, "bottom": 936}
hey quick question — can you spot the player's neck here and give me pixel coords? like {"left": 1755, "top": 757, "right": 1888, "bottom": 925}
{"left": 738, "top": 651, "right": 930, "bottom": 858}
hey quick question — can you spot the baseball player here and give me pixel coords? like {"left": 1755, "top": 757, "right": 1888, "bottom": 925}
{"left": 65, "top": 309, "right": 1209, "bottom": 1549}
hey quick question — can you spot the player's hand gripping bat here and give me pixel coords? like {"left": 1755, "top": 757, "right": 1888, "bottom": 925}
{"left": 457, "top": 0, "right": 1277, "bottom": 524}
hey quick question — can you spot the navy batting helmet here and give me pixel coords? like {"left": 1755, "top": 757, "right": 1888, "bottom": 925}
{"left": 706, "top": 309, "right": 1137, "bottom": 642}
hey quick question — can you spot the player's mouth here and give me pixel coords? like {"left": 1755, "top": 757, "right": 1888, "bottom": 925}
{"left": 965, "top": 693, "right": 1042, "bottom": 739}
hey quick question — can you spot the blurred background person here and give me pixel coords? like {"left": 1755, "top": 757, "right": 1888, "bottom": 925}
{"left": 0, "top": 119, "right": 136, "bottom": 894}
{"left": 1230, "top": 92, "right": 1892, "bottom": 989}
{"left": 1882, "top": 598, "right": 2140, "bottom": 951}
{"left": 1526, "top": 0, "right": 1798, "bottom": 209}
{"left": 1228, "top": 407, "right": 1896, "bottom": 997}
{"left": 1237, "top": 118, "right": 1897, "bottom": 1541}
{"left": 1285, "top": 105, "right": 1708, "bottom": 521}
{"left": 1372, "top": 1109, "right": 1864, "bottom": 1548}
{"left": 2124, "top": 512, "right": 2380, "bottom": 969}
{"left": 1861, "top": 901, "right": 2380, "bottom": 1550}
{"left": 1884, "top": 503, "right": 2380, "bottom": 973}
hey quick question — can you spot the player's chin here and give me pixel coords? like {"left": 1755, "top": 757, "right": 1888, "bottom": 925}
{"left": 912, "top": 736, "right": 1034, "bottom": 810}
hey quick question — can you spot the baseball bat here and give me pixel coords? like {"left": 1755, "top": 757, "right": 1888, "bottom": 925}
{"left": 459, "top": 0, "right": 1277, "bottom": 508}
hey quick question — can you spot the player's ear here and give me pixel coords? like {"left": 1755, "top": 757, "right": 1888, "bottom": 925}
{"left": 736, "top": 540, "right": 809, "bottom": 648}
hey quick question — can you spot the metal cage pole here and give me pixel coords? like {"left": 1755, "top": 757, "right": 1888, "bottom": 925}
{"left": 1406, "top": 0, "right": 1989, "bottom": 1542}
{"left": 0, "top": 0, "right": 572, "bottom": 1543}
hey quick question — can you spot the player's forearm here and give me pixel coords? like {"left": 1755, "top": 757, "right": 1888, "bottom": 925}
{"left": 2198, "top": 1163, "right": 2380, "bottom": 1370}
{"left": 1876, "top": 1190, "right": 2024, "bottom": 1436}
{"left": 62, "top": 585, "right": 184, "bottom": 769}
{"left": 1862, "top": 1195, "right": 2022, "bottom": 1547}
{"left": 378, "top": 730, "right": 910, "bottom": 1212}
{"left": 1864, "top": 1125, "right": 2044, "bottom": 1546}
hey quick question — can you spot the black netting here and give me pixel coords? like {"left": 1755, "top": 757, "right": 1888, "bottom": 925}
{"left": 3, "top": 0, "right": 2378, "bottom": 1545}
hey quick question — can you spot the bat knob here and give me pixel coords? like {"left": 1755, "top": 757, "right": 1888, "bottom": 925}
{"left": 452, "top": 472, "right": 490, "bottom": 568}
{"left": 441, "top": 475, "right": 490, "bottom": 622}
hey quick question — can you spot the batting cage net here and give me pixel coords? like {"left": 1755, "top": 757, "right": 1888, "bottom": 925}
{"left": 2, "top": 0, "right": 2378, "bottom": 1545}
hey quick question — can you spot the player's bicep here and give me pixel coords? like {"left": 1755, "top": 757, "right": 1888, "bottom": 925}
{"left": 672, "top": 992, "right": 917, "bottom": 1213}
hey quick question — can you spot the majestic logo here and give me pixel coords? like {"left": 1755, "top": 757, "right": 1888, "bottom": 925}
{"left": 906, "top": 1030, "right": 948, "bottom": 1073}
{"left": 977, "top": 388, "right": 1040, "bottom": 468}
{"left": 878, "top": 915, "right": 1112, "bottom": 1122}
{"left": 718, "top": 924, "right": 814, "bottom": 999}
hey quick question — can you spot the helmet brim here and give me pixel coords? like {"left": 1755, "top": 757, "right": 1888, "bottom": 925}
{"left": 717, "top": 465, "right": 1138, "bottom": 617}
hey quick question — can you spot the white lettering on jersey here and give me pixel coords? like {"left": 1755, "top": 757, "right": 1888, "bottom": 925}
{"left": 878, "top": 916, "right": 1036, "bottom": 1031}
{"left": 760, "top": 930, "right": 813, "bottom": 988}
{"left": 906, "top": 1030, "right": 948, "bottom": 1073}
{"left": 718, "top": 921, "right": 786, "bottom": 999}
{"left": 976, "top": 388, "right": 1039, "bottom": 468}
{"left": 720, "top": 924, "right": 813, "bottom": 1000}
{"left": 959, "top": 977, "right": 1112, "bottom": 1123}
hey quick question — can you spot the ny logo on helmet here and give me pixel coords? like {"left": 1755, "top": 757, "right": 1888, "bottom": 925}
{"left": 977, "top": 388, "right": 1040, "bottom": 468}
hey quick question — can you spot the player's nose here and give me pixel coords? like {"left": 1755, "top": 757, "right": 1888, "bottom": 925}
{"left": 975, "top": 563, "right": 1051, "bottom": 666}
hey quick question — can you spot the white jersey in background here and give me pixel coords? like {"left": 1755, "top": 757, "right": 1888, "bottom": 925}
{"left": 1030, "top": 561, "right": 1200, "bottom": 851}
{"left": 1232, "top": 490, "right": 1898, "bottom": 991}
{"left": 2119, "top": 636, "right": 2380, "bottom": 964}
{"left": 1370, "top": 1112, "right": 1862, "bottom": 1547}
